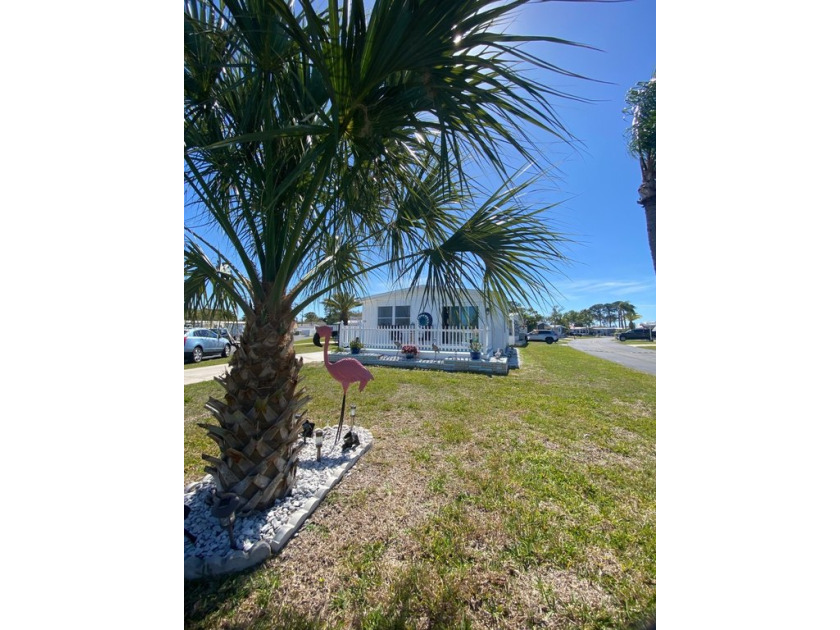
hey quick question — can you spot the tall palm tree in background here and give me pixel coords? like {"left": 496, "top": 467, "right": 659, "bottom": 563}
{"left": 605, "top": 303, "right": 617, "bottom": 328}
{"left": 323, "top": 291, "right": 362, "bottom": 325}
{"left": 185, "top": 0, "right": 594, "bottom": 511}
{"left": 624, "top": 72, "right": 656, "bottom": 271}
{"left": 613, "top": 300, "right": 637, "bottom": 328}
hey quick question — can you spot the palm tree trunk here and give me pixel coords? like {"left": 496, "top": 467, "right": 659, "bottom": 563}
{"left": 198, "top": 298, "right": 310, "bottom": 513}
{"left": 638, "top": 166, "right": 656, "bottom": 271}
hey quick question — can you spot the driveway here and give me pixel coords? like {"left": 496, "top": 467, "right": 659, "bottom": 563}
{"left": 567, "top": 337, "right": 656, "bottom": 375}
{"left": 184, "top": 351, "right": 325, "bottom": 385}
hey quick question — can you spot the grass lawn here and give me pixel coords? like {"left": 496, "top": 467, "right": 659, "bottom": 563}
{"left": 184, "top": 343, "right": 656, "bottom": 629}
{"left": 292, "top": 337, "right": 321, "bottom": 353}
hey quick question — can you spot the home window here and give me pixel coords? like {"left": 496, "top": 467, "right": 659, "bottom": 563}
{"left": 394, "top": 305, "right": 410, "bottom": 327}
{"left": 444, "top": 305, "right": 478, "bottom": 328}
{"left": 377, "top": 305, "right": 410, "bottom": 327}
{"left": 377, "top": 306, "right": 392, "bottom": 327}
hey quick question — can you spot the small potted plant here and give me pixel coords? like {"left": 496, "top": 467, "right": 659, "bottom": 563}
{"left": 400, "top": 344, "right": 419, "bottom": 359}
{"left": 469, "top": 338, "right": 482, "bottom": 360}
{"left": 349, "top": 337, "right": 363, "bottom": 355}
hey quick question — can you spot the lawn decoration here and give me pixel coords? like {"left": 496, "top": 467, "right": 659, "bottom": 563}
{"left": 317, "top": 325, "right": 374, "bottom": 446}
{"left": 210, "top": 489, "right": 244, "bottom": 550}
{"left": 301, "top": 418, "right": 315, "bottom": 442}
{"left": 342, "top": 404, "right": 360, "bottom": 451}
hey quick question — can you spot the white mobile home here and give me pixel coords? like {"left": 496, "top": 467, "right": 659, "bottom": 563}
{"left": 338, "top": 286, "right": 518, "bottom": 357}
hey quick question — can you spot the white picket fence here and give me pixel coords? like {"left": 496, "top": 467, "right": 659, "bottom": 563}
{"left": 338, "top": 325, "right": 486, "bottom": 355}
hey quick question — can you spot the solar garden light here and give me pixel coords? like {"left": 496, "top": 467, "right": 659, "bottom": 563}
{"left": 349, "top": 404, "right": 357, "bottom": 434}
{"left": 315, "top": 429, "right": 324, "bottom": 462}
{"left": 210, "top": 492, "right": 244, "bottom": 550}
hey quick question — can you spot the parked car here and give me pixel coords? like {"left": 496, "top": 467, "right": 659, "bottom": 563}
{"left": 184, "top": 328, "right": 232, "bottom": 363}
{"left": 210, "top": 327, "right": 236, "bottom": 344}
{"left": 617, "top": 327, "right": 655, "bottom": 342}
{"left": 526, "top": 329, "right": 560, "bottom": 344}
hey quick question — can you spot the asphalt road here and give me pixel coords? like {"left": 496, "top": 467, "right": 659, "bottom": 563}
{"left": 567, "top": 337, "right": 656, "bottom": 375}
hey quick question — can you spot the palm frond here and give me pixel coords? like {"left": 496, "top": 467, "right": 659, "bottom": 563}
{"left": 186, "top": 0, "right": 592, "bottom": 317}
{"left": 184, "top": 239, "right": 254, "bottom": 320}
{"left": 396, "top": 170, "right": 570, "bottom": 310}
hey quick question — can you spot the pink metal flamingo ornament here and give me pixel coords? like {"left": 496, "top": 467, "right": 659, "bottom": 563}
{"left": 316, "top": 326, "right": 374, "bottom": 445}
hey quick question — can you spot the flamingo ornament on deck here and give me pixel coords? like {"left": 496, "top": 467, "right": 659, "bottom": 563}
{"left": 316, "top": 326, "right": 374, "bottom": 446}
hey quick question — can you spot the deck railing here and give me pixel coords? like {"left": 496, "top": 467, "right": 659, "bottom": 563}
{"left": 339, "top": 325, "right": 486, "bottom": 354}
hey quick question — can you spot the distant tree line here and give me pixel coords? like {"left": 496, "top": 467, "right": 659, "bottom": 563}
{"left": 512, "top": 301, "right": 643, "bottom": 330}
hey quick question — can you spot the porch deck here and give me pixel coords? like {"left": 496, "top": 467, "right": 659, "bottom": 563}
{"left": 328, "top": 348, "right": 517, "bottom": 376}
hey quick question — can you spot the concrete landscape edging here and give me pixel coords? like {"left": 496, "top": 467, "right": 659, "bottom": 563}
{"left": 185, "top": 439, "right": 372, "bottom": 580}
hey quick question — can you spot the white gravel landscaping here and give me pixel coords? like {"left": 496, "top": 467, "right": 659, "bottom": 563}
{"left": 184, "top": 425, "right": 373, "bottom": 579}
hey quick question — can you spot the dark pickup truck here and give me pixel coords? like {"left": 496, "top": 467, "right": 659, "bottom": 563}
{"left": 617, "top": 328, "right": 655, "bottom": 341}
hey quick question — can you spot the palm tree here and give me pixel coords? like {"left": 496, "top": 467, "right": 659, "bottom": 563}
{"left": 323, "top": 291, "right": 362, "bottom": 325}
{"left": 604, "top": 303, "right": 617, "bottom": 328}
{"left": 614, "top": 300, "right": 637, "bottom": 328}
{"left": 185, "top": 0, "right": 593, "bottom": 511}
{"left": 624, "top": 72, "right": 656, "bottom": 270}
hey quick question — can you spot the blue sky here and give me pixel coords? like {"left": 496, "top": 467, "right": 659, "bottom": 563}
{"left": 509, "top": 0, "right": 657, "bottom": 322}
{"left": 354, "top": 0, "right": 657, "bottom": 322}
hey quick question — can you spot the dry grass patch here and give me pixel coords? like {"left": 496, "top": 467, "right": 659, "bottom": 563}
{"left": 565, "top": 440, "right": 645, "bottom": 471}
{"left": 509, "top": 566, "right": 623, "bottom": 627}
